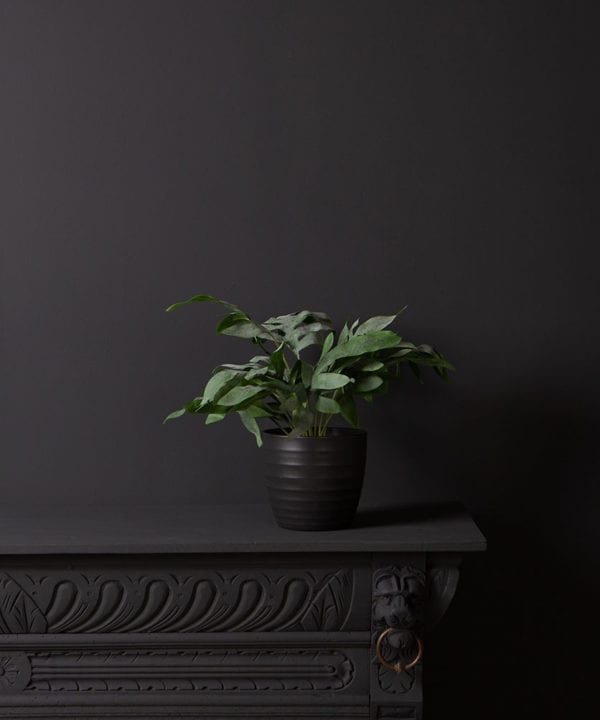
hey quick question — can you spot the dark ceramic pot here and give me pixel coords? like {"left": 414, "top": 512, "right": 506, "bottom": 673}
{"left": 262, "top": 428, "right": 367, "bottom": 531}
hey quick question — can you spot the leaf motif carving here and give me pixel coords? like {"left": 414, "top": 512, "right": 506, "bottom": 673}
{"left": 298, "top": 569, "right": 354, "bottom": 631}
{"left": 0, "top": 569, "right": 357, "bottom": 633}
{"left": 0, "top": 574, "right": 47, "bottom": 634}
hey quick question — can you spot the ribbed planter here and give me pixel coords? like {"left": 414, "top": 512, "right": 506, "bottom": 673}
{"left": 262, "top": 428, "right": 367, "bottom": 531}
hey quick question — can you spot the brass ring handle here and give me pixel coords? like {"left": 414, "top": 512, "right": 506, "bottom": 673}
{"left": 375, "top": 628, "right": 423, "bottom": 674}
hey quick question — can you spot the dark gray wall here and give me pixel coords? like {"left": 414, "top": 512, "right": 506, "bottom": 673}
{"left": 1, "top": 1, "right": 597, "bottom": 716}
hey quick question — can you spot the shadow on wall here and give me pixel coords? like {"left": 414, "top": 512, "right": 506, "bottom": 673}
{"left": 410, "top": 384, "right": 599, "bottom": 719}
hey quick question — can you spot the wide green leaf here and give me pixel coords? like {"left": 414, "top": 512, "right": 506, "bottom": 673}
{"left": 359, "top": 359, "right": 385, "bottom": 372}
{"left": 245, "top": 366, "right": 271, "bottom": 380}
{"left": 311, "top": 372, "right": 352, "bottom": 390}
{"left": 205, "top": 413, "right": 226, "bottom": 424}
{"left": 216, "top": 311, "right": 249, "bottom": 333}
{"left": 293, "top": 332, "right": 322, "bottom": 354}
{"left": 318, "top": 331, "right": 402, "bottom": 370}
{"left": 386, "top": 348, "right": 414, "bottom": 360}
{"left": 220, "top": 318, "right": 269, "bottom": 339}
{"left": 354, "top": 315, "right": 397, "bottom": 335}
{"left": 316, "top": 395, "right": 341, "bottom": 414}
{"left": 202, "top": 369, "right": 239, "bottom": 403}
{"left": 355, "top": 375, "right": 384, "bottom": 393}
{"left": 218, "top": 385, "right": 264, "bottom": 406}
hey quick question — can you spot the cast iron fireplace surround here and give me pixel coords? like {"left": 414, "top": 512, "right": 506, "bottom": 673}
{"left": 0, "top": 503, "right": 485, "bottom": 719}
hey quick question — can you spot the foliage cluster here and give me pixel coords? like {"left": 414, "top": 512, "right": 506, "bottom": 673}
{"left": 165, "top": 294, "right": 453, "bottom": 446}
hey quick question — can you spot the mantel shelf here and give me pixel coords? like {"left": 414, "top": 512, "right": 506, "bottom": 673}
{"left": 0, "top": 501, "right": 486, "bottom": 555}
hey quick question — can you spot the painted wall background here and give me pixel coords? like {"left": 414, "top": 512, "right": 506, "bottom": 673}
{"left": 1, "top": 1, "right": 597, "bottom": 716}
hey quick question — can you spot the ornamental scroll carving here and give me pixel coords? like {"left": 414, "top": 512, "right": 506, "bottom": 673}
{"left": 0, "top": 568, "right": 354, "bottom": 634}
{"left": 0, "top": 649, "right": 354, "bottom": 694}
{"left": 372, "top": 562, "right": 460, "bottom": 695}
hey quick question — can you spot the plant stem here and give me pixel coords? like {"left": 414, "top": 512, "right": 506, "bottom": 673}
{"left": 321, "top": 389, "right": 340, "bottom": 435}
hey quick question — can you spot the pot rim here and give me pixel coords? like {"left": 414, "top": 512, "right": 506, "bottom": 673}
{"left": 263, "top": 426, "right": 366, "bottom": 439}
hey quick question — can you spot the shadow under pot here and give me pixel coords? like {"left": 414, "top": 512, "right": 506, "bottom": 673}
{"left": 262, "top": 427, "right": 367, "bottom": 531}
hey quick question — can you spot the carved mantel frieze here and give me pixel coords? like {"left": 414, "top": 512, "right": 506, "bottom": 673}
{"left": 0, "top": 568, "right": 356, "bottom": 635}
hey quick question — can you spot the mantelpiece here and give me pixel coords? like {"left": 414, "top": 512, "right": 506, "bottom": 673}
{"left": 0, "top": 502, "right": 485, "bottom": 719}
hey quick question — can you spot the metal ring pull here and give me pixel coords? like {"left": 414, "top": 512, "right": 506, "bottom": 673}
{"left": 375, "top": 627, "right": 423, "bottom": 673}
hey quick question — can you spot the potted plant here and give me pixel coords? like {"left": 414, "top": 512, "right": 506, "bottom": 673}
{"left": 164, "top": 294, "right": 452, "bottom": 531}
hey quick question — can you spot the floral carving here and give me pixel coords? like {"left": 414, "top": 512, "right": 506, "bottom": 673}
{"left": 0, "top": 654, "right": 31, "bottom": 694}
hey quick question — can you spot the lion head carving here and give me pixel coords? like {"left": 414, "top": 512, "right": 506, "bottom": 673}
{"left": 373, "top": 566, "right": 426, "bottom": 636}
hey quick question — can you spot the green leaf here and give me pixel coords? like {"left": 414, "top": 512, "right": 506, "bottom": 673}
{"left": 245, "top": 366, "right": 271, "bottom": 380}
{"left": 163, "top": 408, "right": 186, "bottom": 423}
{"left": 289, "top": 359, "right": 302, "bottom": 384}
{"left": 183, "top": 397, "right": 204, "bottom": 413}
{"left": 354, "top": 315, "right": 398, "bottom": 335}
{"left": 205, "top": 413, "right": 226, "bottom": 424}
{"left": 288, "top": 405, "right": 314, "bottom": 437}
{"left": 245, "top": 404, "right": 272, "bottom": 418}
{"left": 216, "top": 310, "right": 246, "bottom": 332}
{"left": 338, "top": 394, "right": 359, "bottom": 427}
{"left": 318, "top": 331, "right": 402, "bottom": 370}
{"left": 316, "top": 395, "right": 341, "bottom": 414}
{"left": 220, "top": 318, "right": 268, "bottom": 339}
{"left": 165, "top": 294, "right": 239, "bottom": 313}
{"left": 311, "top": 372, "right": 352, "bottom": 390}
{"left": 355, "top": 375, "right": 384, "bottom": 392}
{"left": 261, "top": 310, "right": 332, "bottom": 356}
{"left": 300, "top": 361, "right": 313, "bottom": 388}
{"left": 409, "top": 361, "right": 422, "bottom": 382}
{"left": 294, "top": 332, "right": 321, "bottom": 354}
{"left": 434, "top": 365, "right": 451, "bottom": 381}
{"left": 387, "top": 348, "right": 413, "bottom": 360}
{"left": 321, "top": 332, "right": 335, "bottom": 356}
{"left": 338, "top": 322, "right": 350, "bottom": 344}
{"left": 359, "top": 359, "right": 384, "bottom": 372}
{"left": 269, "top": 343, "right": 286, "bottom": 377}
{"left": 220, "top": 362, "right": 260, "bottom": 371}
{"left": 218, "top": 385, "right": 264, "bottom": 406}
{"left": 238, "top": 410, "right": 263, "bottom": 446}
{"left": 203, "top": 369, "right": 239, "bottom": 403}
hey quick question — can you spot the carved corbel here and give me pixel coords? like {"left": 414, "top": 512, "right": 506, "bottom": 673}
{"left": 371, "top": 556, "right": 461, "bottom": 696}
